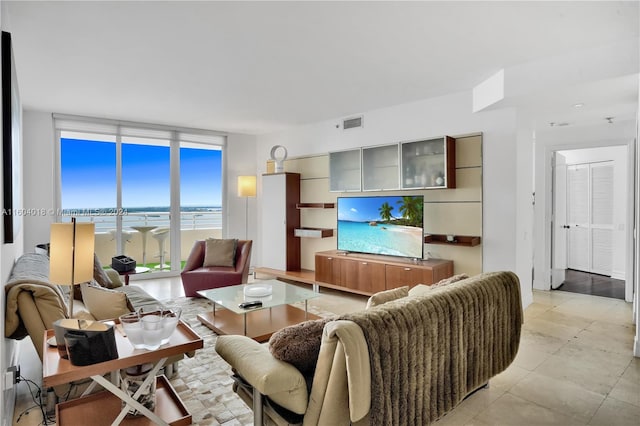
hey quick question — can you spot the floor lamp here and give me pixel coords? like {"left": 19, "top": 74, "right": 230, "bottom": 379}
{"left": 50, "top": 218, "right": 95, "bottom": 317}
{"left": 237, "top": 176, "right": 257, "bottom": 239}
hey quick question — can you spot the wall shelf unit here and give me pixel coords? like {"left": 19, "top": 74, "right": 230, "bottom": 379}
{"left": 296, "top": 203, "right": 335, "bottom": 209}
{"left": 294, "top": 227, "right": 334, "bottom": 238}
{"left": 424, "top": 234, "right": 481, "bottom": 247}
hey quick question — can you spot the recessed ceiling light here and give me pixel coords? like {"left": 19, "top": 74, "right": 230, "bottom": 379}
{"left": 573, "top": 103, "right": 584, "bottom": 108}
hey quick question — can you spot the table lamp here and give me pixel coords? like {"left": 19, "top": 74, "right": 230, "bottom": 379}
{"left": 49, "top": 218, "right": 95, "bottom": 317}
{"left": 237, "top": 175, "right": 256, "bottom": 239}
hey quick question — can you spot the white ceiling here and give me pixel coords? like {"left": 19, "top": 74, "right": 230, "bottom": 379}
{"left": 5, "top": 1, "right": 639, "bottom": 135}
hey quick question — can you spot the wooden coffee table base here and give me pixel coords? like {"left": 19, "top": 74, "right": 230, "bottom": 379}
{"left": 197, "top": 305, "right": 321, "bottom": 342}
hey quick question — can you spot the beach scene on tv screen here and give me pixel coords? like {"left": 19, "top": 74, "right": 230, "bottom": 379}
{"left": 337, "top": 196, "right": 424, "bottom": 258}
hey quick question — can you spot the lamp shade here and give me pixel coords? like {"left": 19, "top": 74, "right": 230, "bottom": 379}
{"left": 237, "top": 175, "right": 257, "bottom": 197}
{"left": 49, "top": 222, "right": 95, "bottom": 285}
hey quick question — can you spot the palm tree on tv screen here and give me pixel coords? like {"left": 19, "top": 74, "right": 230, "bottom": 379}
{"left": 378, "top": 202, "right": 394, "bottom": 221}
{"left": 397, "top": 196, "right": 423, "bottom": 227}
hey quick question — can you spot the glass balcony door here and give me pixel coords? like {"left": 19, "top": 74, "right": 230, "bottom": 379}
{"left": 58, "top": 118, "right": 226, "bottom": 279}
{"left": 179, "top": 141, "right": 223, "bottom": 263}
{"left": 122, "top": 136, "right": 172, "bottom": 272}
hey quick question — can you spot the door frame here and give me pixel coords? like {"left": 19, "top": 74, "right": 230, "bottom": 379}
{"left": 535, "top": 139, "right": 635, "bottom": 303}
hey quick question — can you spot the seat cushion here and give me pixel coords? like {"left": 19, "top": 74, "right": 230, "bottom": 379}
{"left": 203, "top": 238, "right": 237, "bottom": 267}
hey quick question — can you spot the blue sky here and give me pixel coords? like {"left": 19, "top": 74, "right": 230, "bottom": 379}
{"left": 61, "top": 138, "right": 222, "bottom": 209}
{"left": 338, "top": 196, "right": 409, "bottom": 222}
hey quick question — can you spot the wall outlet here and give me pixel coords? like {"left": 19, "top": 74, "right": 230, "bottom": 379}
{"left": 4, "top": 366, "right": 20, "bottom": 389}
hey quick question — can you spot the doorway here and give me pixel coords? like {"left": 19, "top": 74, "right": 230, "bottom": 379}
{"left": 550, "top": 145, "right": 631, "bottom": 300}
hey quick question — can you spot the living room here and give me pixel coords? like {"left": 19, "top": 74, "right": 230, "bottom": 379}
{"left": 1, "top": 1, "right": 639, "bottom": 425}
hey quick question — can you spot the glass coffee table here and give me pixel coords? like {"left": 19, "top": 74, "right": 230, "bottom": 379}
{"left": 196, "top": 280, "right": 321, "bottom": 342}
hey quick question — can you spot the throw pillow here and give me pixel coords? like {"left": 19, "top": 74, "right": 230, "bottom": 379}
{"left": 72, "top": 255, "right": 115, "bottom": 301}
{"left": 80, "top": 283, "right": 134, "bottom": 320}
{"left": 365, "top": 286, "right": 409, "bottom": 309}
{"left": 269, "top": 317, "right": 333, "bottom": 375}
{"left": 408, "top": 273, "right": 469, "bottom": 297}
{"left": 203, "top": 238, "right": 237, "bottom": 267}
{"left": 93, "top": 253, "right": 115, "bottom": 288}
{"left": 432, "top": 273, "right": 469, "bottom": 288}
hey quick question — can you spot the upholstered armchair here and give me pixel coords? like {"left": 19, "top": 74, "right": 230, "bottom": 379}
{"left": 181, "top": 239, "right": 252, "bottom": 297}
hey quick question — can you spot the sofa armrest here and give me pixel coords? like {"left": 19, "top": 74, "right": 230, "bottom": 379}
{"left": 215, "top": 335, "right": 308, "bottom": 415}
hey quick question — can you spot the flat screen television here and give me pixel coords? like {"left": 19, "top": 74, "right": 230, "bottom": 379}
{"left": 337, "top": 195, "right": 424, "bottom": 259}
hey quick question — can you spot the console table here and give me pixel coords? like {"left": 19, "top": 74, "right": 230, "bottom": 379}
{"left": 43, "top": 320, "right": 203, "bottom": 425}
{"left": 315, "top": 250, "right": 453, "bottom": 296}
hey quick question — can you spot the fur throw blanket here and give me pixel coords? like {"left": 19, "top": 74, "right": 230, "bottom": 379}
{"left": 342, "top": 271, "right": 522, "bottom": 425}
{"left": 4, "top": 253, "right": 67, "bottom": 339}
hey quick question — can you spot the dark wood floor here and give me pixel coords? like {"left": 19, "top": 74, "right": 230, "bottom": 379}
{"left": 555, "top": 269, "right": 625, "bottom": 300}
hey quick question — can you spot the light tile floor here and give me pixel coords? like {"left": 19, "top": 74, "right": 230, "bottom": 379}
{"left": 12, "top": 275, "right": 639, "bottom": 425}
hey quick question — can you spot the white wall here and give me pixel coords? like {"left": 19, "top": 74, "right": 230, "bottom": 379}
{"left": 559, "top": 146, "right": 628, "bottom": 281}
{"left": 22, "top": 110, "right": 55, "bottom": 252}
{"left": 225, "top": 133, "right": 258, "bottom": 260}
{"left": 254, "top": 90, "right": 528, "bottom": 305}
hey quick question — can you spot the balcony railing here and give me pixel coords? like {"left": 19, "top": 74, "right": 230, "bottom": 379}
{"left": 69, "top": 210, "right": 222, "bottom": 233}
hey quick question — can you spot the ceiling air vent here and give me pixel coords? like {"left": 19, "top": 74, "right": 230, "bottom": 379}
{"left": 343, "top": 116, "right": 363, "bottom": 130}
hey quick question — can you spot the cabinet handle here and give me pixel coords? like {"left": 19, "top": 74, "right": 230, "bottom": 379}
{"left": 362, "top": 262, "right": 368, "bottom": 265}
{"left": 404, "top": 267, "right": 411, "bottom": 271}
{"left": 327, "top": 257, "right": 333, "bottom": 260}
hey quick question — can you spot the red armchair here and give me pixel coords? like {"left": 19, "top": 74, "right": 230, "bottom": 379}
{"left": 181, "top": 240, "right": 253, "bottom": 297}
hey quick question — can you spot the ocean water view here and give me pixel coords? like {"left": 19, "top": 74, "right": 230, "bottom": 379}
{"left": 337, "top": 220, "right": 423, "bottom": 258}
{"left": 65, "top": 206, "right": 222, "bottom": 232}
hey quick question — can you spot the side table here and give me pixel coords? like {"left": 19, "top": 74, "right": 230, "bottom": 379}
{"left": 43, "top": 320, "right": 203, "bottom": 425}
{"left": 118, "top": 266, "right": 150, "bottom": 286}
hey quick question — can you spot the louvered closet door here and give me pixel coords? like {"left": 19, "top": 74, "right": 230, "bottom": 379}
{"left": 567, "top": 165, "right": 590, "bottom": 271}
{"left": 566, "top": 162, "right": 613, "bottom": 275}
{"left": 590, "top": 163, "right": 613, "bottom": 275}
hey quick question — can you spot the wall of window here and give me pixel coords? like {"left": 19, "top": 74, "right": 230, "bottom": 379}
{"left": 55, "top": 114, "right": 226, "bottom": 277}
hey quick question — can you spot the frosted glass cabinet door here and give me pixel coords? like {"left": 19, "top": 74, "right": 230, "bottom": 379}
{"left": 401, "top": 136, "right": 456, "bottom": 189}
{"left": 329, "top": 149, "right": 361, "bottom": 192}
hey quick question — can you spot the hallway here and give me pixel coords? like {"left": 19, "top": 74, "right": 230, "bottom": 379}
{"left": 555, "top": 269, "right": 625, "bottom": 300}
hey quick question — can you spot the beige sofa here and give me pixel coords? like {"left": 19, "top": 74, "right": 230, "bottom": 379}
{"left": 216, "top": 271, "right": 523, "bottom": 425}
{"left": 4, "top": 252, "right": 183, "bottom": 402}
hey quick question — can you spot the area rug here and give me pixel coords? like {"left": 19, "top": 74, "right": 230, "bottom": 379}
{"left": 166, "top": 296, "right": 336, "bottom": 425}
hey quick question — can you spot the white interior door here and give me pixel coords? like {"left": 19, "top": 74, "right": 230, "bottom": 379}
{"left": 551, "top": 153, "right": 567, "bottom": 289}
{"left": 590, "top": 163, "right": 614, "bottom": 275}
{"left": 566, "top": 162, "right": 614, "bottom": 275}
{"left": 567, "top": 164, "right": 590, "bottom": 271}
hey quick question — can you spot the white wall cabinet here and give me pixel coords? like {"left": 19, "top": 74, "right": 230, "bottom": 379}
{"left": 261, "top": 173, "right": 301, "bottom": 271}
